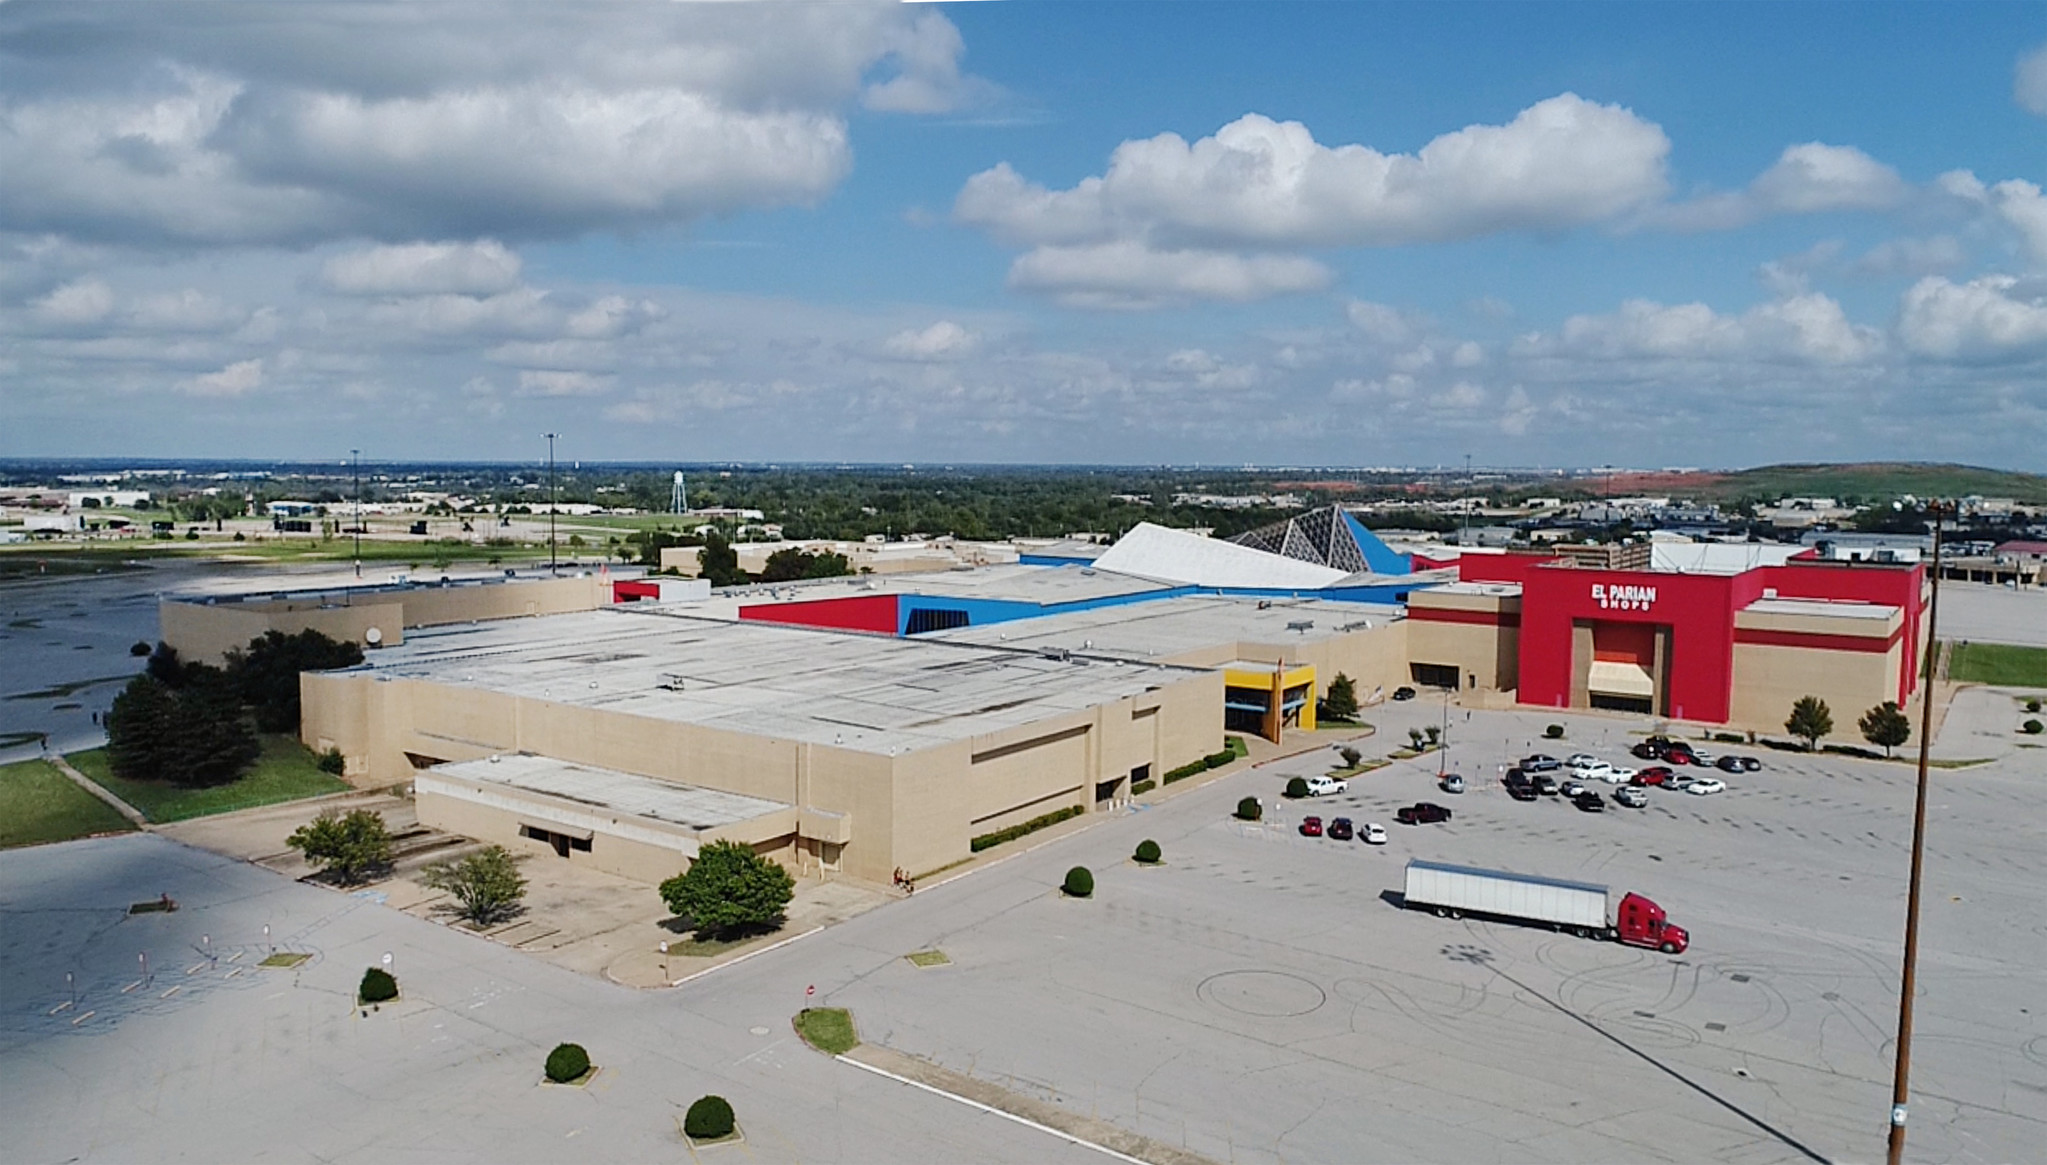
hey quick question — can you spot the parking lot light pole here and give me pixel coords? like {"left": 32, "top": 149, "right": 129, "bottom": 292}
{"left": 544, "top": 433, "right": 559, "bottom": 574}
{"left": 1886, "top": 501, "right": 1948, "bottom": 1165}
{"left": 351, "top": 449, "right": 361, "bottom": 579}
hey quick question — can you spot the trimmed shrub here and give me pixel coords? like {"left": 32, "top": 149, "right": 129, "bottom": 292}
{"left": 969, "top": 805, "right": 1082, "bottom": 853}
{"left": 358, "top": 967, "right": 398, "bottom": 1004}
{"left": 1283, "top": 776, "right": 1309, "bottom": 799}
{"left": 1162, "top": 760, "right": 1206, "bottom": 784}
{"left": 1235, "top": 797, "right": 1262, "bottom": 821}
{"left": 1543, "top": 724, "right": 1565, "bottom": 739}
{"left": 2024, "top": 719, "right": 2044, "bottom": 735}
{"left": 685, "top": 1095, "right": 736, "bottom": 1140}
{"left": 2027, "top": 699, "right": 2042, "bottom": 714}
{"left": 317, "top": 747, "right": 346, "bottom": 775}
{"left": 1339, "top": 746, "right": 1362, "bottom": 767}
{"left": 1713, "top": 732, "right": 1745, "bottom": 743}
{"left": 129, "top": 641, "right": 152, "bottom": 657}
{"left": 1062, "top": 866, "right": 1094, "bottom": 897}
{"left": 545, "top": 1042, "right": 591, "bottom": 1084}
{"left": 1129, "top": 778, "right": 1156, "bottom": 795}
{"left": 1134, "top": 839, "right": 1161, "bottom": 864}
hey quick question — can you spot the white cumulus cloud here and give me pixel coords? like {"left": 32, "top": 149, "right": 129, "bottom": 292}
{"left": 1658, "top": 143, "right": 1907, "bottom": 230}
{"left": 958, "top": 94, "right": 1668, "bottom": 304}
{"left": 31, "top": 279, "right": 115, "bottom": 326}
{"left": 0, "top": 2, "right": 982, "bottom": 247}
{"left": 2018, "top": 43, "right": 2047, "bottom": 117}
{"left": 960, "top": 94, "right": 1669, "bottom": 251}
{"left": 1531, "top": 293, "right": 1883, "bottom": 365}
{"left": 515, "top": 369, "right": 612, "bottom": 397}
{"left": 323, "top": 241, "right": 523, "bottom": 296}
{"left": 1897, "top": 275, "right": 2047, "bottom": 361}
{"left": 182, "top": 358, "right": 263, "bottom": 397}
{"left": 884, "top": 320, "right": 979, "bottom": 361}
{"left": 1007, "top": 241, "right": 1331, "bottom": 308}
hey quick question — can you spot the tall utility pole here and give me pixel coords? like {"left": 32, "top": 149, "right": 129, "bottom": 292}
{"left": 1886, "top": 500, "right": 1948, "bottom": 1165}
{"left": 351, "top": 449, "right": 361, "bottom": 579}
{"left": 544, "top": 433, "right": 559, "bottom": 573}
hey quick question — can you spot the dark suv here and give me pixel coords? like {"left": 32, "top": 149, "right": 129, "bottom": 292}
{"left": 1503, "top": 769, "right": 1538, "bottom": 800}
{"left": 1531, "top": 772, "right": 1561, "bottom": 796}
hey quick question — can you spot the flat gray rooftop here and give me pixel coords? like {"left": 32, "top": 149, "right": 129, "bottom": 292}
{"left": 429, "top": 753, "right": 787, "bottom": 830}
{"left": 1741, "top": 596, "right": 1898, "bottom": 620}
{"left": 931, "top": 595, "right": 1398, "bottom": 662}
{"left": 358, "top": 606, "right": 1204, "bottom": 756}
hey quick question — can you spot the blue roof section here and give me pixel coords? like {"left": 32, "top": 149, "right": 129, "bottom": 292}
{"left": 897, "top": 584, "right": 1198, "bottom": 635}
{"left": 1342, "top": 511, "right": 1412, "bottom": 576}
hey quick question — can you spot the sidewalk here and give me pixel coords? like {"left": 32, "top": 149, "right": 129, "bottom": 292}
{"left": 47, "top": 751, "right": 147, "bottom": 827}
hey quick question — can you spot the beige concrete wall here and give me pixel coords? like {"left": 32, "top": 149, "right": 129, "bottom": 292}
{"left": 398, "top": 574, "right": 608, "bottom": 625}
{"left": 163, "top": 575, "right": 605, "bottom": 664}
{"left": 1406, "top": 617, "right": 1518, "bottom": 691}
{"left": 414, "top": 774, "right": 798, "bottom": 884}
{"left": 1729, "top": 641, "right": 1903, "bottom": 739}
{"left": 163, "top": 598, "right": 404, "bottom": 664}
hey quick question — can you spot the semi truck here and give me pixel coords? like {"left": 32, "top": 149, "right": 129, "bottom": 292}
{"left": 1401, "top": 859, "right": 1690, "bottom": 953}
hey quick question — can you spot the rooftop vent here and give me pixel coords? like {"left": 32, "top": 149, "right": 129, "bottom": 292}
{"left": 1287, "top": 620, "right": 1314, "bottom": 633}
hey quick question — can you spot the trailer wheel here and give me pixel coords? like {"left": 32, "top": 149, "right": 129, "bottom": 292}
{"left": 1659, "top": 941, "right": 1678, "bottom": 954}
{"left": 1447, "top": 909, "right": 1463, "bottom": 920}
{"left": 1604, "top": 928, "right": 1618, "bottom": 942}
{"left": 1433, "top": 906, "right": 1449, "bottom": 918}
{"left": 1572, "top": 926, "right": 1589, "bottom": 938}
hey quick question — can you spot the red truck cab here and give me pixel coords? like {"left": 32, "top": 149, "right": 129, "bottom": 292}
{"left": 1616, "top": 892, "right": 1689, "bottom": 953}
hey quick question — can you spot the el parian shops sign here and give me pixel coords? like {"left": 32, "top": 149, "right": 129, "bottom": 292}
{"left": 1592, "top": 582, "right": 1658, "bottom": 612}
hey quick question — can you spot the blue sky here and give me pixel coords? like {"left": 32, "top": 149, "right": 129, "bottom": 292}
{"left": 3, "top": 1, "right": 2044, "bottom": 469}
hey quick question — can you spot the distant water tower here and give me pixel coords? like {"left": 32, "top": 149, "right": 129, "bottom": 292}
{"left": 670, "top": 471, "right": 688, "bottom": 515}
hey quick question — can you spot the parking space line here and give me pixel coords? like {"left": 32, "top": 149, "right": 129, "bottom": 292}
{"left": 835, "top": 1054, "right": 1151, "bottom": 1165}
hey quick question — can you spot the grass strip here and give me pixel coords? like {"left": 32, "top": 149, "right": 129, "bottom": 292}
{"left": 793, "top": 1007, "right": 859, "bottom": 1055}
{"left": 68, "top": 736, "right": 348, "bottom": 823}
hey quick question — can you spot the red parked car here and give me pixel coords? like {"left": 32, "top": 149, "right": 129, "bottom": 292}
{"left": 1631, "top": 766, "right": 1674, "bottom": 787}
{"left": 1299, "top": 815, "right": 1324, "bottom": 837}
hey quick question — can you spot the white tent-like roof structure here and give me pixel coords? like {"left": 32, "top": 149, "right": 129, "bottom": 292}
{"left": 1092, "top": 523, "right": 1350, "bottom": 589}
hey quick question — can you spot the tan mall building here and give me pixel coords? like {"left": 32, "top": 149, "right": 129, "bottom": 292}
{"left": 301, "top": 605, "right": 1222, "bottom": 885}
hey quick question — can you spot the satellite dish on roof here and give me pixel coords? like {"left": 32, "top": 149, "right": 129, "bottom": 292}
{"left": 364, "top": 627, "right": 383, "bottom": 645}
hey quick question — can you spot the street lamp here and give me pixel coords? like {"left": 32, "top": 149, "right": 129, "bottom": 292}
{"left": 544, "top": 433, "right": 559, "bottom": 574}
{"left": 1886, "top": 500, "right": 1950, "bottom": 1165}
{"left": 351, "top": 449, "right": 361, "bottom": 579}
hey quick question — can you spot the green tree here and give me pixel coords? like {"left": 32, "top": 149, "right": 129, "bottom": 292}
{"left": 105, "top": 675, "right": 177, "bottom": 783}
{"left": 422, "top": 845, "right": 527, "bottom": 926}
{"left": 1786, "top": 695, "right": 1834, "bottom": 752}
{"left": 287, "top": 808, "right": 393, "bottom": 884}
{"left": 1858, "top": 701, "right": 1912, "bottom": 758}
{"left": 105, "top": 674, "right": 257, "bottom": 787}
{"left": 758, "top": 547, "right": 853, "bottom": 583}
{"left": 225, "top": 629, "right": 365, "bottom": 733}
{"left": 658, "top": 840, "right": 795, "bottom": 938}
{"left": 1321, "top": 672, "right": 1359, "bottom": 721}
{"left": 161, "top": 682, "right": 261, "bottom": 786}
{"left": 697, "top": 531, "right": 751, "bottom": 587}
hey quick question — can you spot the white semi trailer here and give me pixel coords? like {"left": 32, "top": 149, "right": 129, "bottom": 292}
{"left": 1401, "top": 859, "right": 1690, "bottom": 953}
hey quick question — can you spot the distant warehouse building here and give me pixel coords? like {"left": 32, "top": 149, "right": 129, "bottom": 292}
{"left": 301, "top": 606, "right": 1221, "bottom": 884}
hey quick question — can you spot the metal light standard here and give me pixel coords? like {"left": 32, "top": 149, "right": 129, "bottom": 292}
{"left": 1886, "top": 500, "right": 1949, "bottom": 1165}
{"left": 544, "top": 433, "right": 559, "bottom": 573}
{"left": 351, "top": 449, "right": 361, "bottom": 579}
